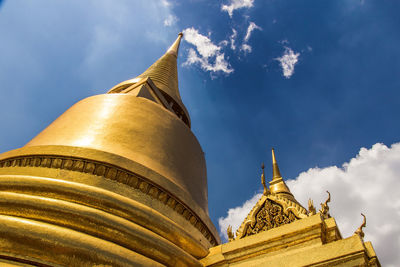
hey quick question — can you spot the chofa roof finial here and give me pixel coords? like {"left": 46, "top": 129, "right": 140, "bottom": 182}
{"left": 261, "top": 163, "right": 269, "bottom": 195}
{"left": 354, "top": 213, "right": 366, "bottom": 239}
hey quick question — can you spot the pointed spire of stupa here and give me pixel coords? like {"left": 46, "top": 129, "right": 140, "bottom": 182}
{"left": 108, "top": 33, "right": 190, "bottom": 126}
{"left": 133, "top": 33, "right": 183, "bottom": 101}
{"left": 269, "top": 148, "right": 293, "bottom": 196}
{"left": 166, "top": 32, "right": 183, "bottom": 57}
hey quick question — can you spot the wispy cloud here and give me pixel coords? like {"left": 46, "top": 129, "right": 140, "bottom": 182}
{"left": 240, "top": 43, "right": 252, "bottom": 53}
{"left": 240, "top": 21, "right": 262, "bottom": 53}
{"left": 219, "top": 142, "right": 400, "bottom": 266}
{"left": 278, "top": 39, "right": 289, "bottom": 45}
{"left": 163, "top": 14, "right": 178, "bottom": 27}
{"left": 219, "top": 40, "right": 229, "bottom": 47}
{"left": 275, "top": 46, "right": 300, "bottom": 78}
{"left": 244, "top": 22, "right": 262, "bottom": 42}
{"left": 183, "top": 28, "right": 220, "bottom": 58}
{"left": 160, "top": 0, "right": 171, "bottom": 7}
{"left": 230, "top": 28, "right": 237, "bottom": 50}
{"left": 182, "top": 27, "right": 233, "bottom": 74}
{"left": 221, "top": 0, "right": 255, "bottom": 18}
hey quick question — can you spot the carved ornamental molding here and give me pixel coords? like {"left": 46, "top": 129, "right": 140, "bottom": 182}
{"left": 0, "top": 155, "right": 217, "bottom": 246}
{"left": 235, "top": 194, "right": 308, "bottom": 240}
{"left": 240, "top": 198, "right": 299, "bottom": 238}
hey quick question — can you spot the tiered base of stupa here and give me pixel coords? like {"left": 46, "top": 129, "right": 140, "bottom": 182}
{"left": 0, "top": 145, "right": 218, "bottom": 266}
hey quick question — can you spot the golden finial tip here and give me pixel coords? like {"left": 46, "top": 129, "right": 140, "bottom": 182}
{"left": 271, "top": 148, "right": 277, "bottom": 164}
{"left": 271, "top": 148, "right": 282, "bottom": 179}
{"left": 167, "top": 33, "right": 183, "bottom": 56}
{"left": 261, "top": 163, "right": 265, "bottom": 169}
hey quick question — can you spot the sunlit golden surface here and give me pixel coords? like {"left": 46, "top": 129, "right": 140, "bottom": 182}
{"left": 202, "top": 215, "right": 379, "bottom": 266}
{"left": 0, "top": 34, "right": 220, "bottom": 266}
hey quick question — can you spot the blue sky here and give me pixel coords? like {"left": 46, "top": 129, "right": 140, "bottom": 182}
{"left": 0, "top": 1, "right": 399, "bottom": 265}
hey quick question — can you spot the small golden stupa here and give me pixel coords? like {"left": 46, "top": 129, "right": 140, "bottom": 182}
{"left": 0, "top": 34, "right": 379, "bottom": 266}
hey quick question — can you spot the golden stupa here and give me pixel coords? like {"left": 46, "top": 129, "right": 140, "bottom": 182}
{"left": 0, "top": 34, "right": 380, "bottom": 266}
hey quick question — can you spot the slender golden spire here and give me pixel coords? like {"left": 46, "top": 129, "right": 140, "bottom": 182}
{"left": 269, "top": 148, "right": 293, "bottom": 196}
{"left": 272, "top": 148, "right": 282, "bottom": 180}
{"left": 134, "top": 33, "right": 183, "bottom": 101}
{"left": 167, "top": 32, "right": 183, "bottom": 57}
{"left": 107, "top": 33, "right": 190, "bottom": 126}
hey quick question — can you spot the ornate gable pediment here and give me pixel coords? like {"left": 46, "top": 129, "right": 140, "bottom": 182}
{"left": 226, "top": 149, "right": 318, "bottom": 242}
{"left": 235, "top": 194, "right": 308, "bottom": 239}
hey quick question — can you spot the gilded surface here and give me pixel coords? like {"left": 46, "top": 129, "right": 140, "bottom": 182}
{"left": 25, "top": 94, "right": 208, "bottom": 213}
{"left": 0, "top": 34, "right": 221, "bottom": 266}
{"left": 319, "top": 191, "right": 331, "bottom": 219}
{"left": 235, "top": 193, "right": 308, "bottom": 240}
{"left": 107, "top": 33, "right": 190, "bottom": 127}
{"left": 0, "top": 154, "right": 218, "bottom": 246}
{"left": 234, "top": 150, "right": 308, "bottom": 240}
{"left": 354, "top": 213, "right": 366, "bottom": 239}
{"left": 308, "top": 198, "right": 317, "bottom": 216}
{"left": 202, "top": 217, "right": 380, "bottom": 267}
{"left": 241, "top": 198, "right": 300, "bottom": 238}
{"left": 260, "top": 163, "right": 269, "bottom": 195}
{"left": 0, "top": 159, "right": 210, "bottom": 265}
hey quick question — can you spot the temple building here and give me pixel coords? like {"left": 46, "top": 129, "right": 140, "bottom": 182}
{"left": 201, "top": 149, "right": 380, "bottom": 266}
{"left": 0, "top": 34, "right": 379, "bottom": 266}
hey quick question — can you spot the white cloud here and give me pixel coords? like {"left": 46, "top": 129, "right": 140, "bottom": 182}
{"left": 230, "top": 28, "right": 237, "bottom": 50}
{"left": 275, "top": 46, "right": 300, "bottom": 78}
{"left": 218, "top": 192, "right": 262, "bottom": 240}
{"left": 240, "top": 43, "right": 252, "bottom": 53}
{"left": 244, "top": 22, "right": 262, "bottom": 43}
{"left": 163, "top": 14, "right": 178, "bottom": 27}
{"left": 219, "top": 142, "right": 400, "bottom": 267}
{"left": 219, "top": 40, "right": 229, "bottom": 47}
{"left": 239, "top": 22, "right": 261, "bottom": 54}
{"left": 182, "top": 28, "right": 233, "bottom": 74}
{"left": 160, "top": 0, "right": 171, "bottom": 7}
{"left": 221, "top": 0, "right": 255, "bottom": 18}
{"left": 184, "top": 48, "right": 233, "bottom": 74}
{"left": 287, "top": 142, "right": 400, "bottom": 267}
{"left": 183, "top": 28, "right": 220, "bottom": 58}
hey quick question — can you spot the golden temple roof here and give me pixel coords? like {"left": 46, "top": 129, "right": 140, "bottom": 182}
{"left": 232, "top": 149, "right": 308, "bottom": 240}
